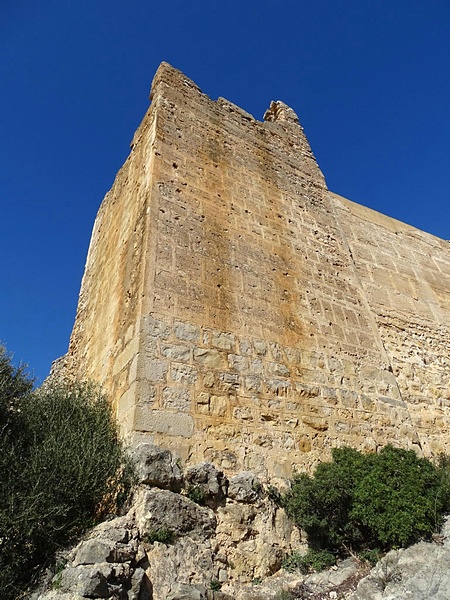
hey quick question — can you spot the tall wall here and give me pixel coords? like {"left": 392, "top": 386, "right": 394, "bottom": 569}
{"left": 63, "top": 62, "right": 450, "bottom": 479}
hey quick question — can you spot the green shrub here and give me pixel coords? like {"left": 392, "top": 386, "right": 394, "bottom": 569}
{"left": 0, "top": 348, "right": 133, "bottom": 599}
{"left": 144, "top": 527, "right": 176, "bottom": 545}
{"left": 283, "top": 445, "right": 450, "bottom": 557}
{"left": 358, "top": 547, "right": 382, "bottom": 566}
{"left": 210, "top": 579, "right": 222, "bottom": 591}
{"left": 186, "top": 484, "right": 206, "bottom": 505}
{"left": 282, "top": 548, "right": 335, "bottom": 574}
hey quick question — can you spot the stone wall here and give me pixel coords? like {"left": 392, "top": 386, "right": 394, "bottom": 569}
{"left": 62, "top": 62, "right": 450, "bottom": 479}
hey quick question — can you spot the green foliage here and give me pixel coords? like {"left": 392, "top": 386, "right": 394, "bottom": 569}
{"left": 186, "top": 484, "right": 206, "bottom": 505}
{"left": 283, "top": 445, "right": 450, "bottom": 557}
{"left": 0, "top": 347, "right": 133, "bottom": 599}
{"left": 210, "top": 579, "right": 222, "bottom": 591}
{"left": 144, "top": 527, "right": 176, "bottom": 545}
{"left": 358, "top": 548, "right": 382, "bottom": 566}
{"left": 282, "top": 548, "right": 336, "bottom": 574}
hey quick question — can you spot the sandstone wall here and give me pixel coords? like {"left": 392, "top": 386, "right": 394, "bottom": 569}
{"left": 64, "top": 62, "right": 450, "bottom": 479}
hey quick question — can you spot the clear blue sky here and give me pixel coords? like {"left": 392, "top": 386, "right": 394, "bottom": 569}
{"left": 1, "top": 1, "right": 450, "bottom": 383}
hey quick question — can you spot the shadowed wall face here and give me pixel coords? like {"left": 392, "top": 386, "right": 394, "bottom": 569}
{"left": 64, "top": 63, "right": 450, "bottom": 479}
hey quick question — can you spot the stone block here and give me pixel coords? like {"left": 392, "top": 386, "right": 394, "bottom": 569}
{"left": 193, "top": 347, "right": 226, "bottom": 368}
{"left": 174, "top": 320, "right": 200, "bottom": 341}
{"left": 210, "top": 395, "right": 228, "bottom": 417}
{"left": 228, "top": 354, "right": 248, "bottom": 372}
{"left": 171, "top": 363, "right": 198, "bottom": 385}
{"left": 141, "top": 315, "right": 170, "bottom": 339}
{"left": 163, "top": 386, "right": 191, "bottom": 411}
{"left": 134, "top": 408, "right": 194, "bottom": 438}
{"left": 267, "top": 362, "right": 290, "bottom": 377}
{"left": 138, "top": 358, "right": 168, "bottom": 382}
{"left": 211, "top": 331, "right": 235, "bottom": 350}
{"left": 161, "top": 343, "right": 192, "bottom": 362}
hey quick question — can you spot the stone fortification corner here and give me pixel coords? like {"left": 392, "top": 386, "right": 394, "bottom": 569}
{"left": 61, "top": 62, "right": 450, "bottom": 480}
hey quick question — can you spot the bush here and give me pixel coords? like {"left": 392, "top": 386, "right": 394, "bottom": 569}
{"left": 0, "top": 347, "right": 133, "bottom": 599}
{"left": 144, "top": 527, "right": 176, "bottom": 545}
{"left": 283, "top": 445, "right": 450, "bottom": 556}
{"left": 186, "top": 484, "right": 206, "bottom": 505}
{"left": 282, "top": 548, "right": 336, "bottom": 574}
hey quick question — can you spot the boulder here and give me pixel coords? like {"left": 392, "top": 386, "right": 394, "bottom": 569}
{"left": 351, "top": 543, "right": 450, "bottom": 600}
{"left": 227, "top": 472, "right": 261, "bottom": 504}
{"left": 145, "top": 537, "right": 213, "bottom": 600}
{"left": 184, "top": 462, "right": 228, "bottom": 506}
{"left": 134, "top": 487, "right": 217, "bottom": 541}
{"left": 132, "top": 443, "right": 183, "bottom": 491}
{"left": 58, "top": 565, "right": 110, "bottom": 598}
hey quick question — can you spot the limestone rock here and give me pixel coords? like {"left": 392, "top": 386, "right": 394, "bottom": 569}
{"left": 134, "top": 487, "right": 216, "bottom": 540}
{"left": 165, "top": 583, "right": 207, "bottom": 600}
{"left": 72, "top": 539, "right": 116, "bottom": 566}
{"left": 58, "top": 565, "right": 110, "bottom": 597}
{"left": 214, "top": 496, "right": 299, "bottom": 583}
{"left": 129, "top": 567, "right": 151, "bottom": 600}
{"left": 146, "top": 537, "right": 214, "bottom": 600}
{"left": 184, "top": 462, "right": 228, "bottom": 506}
{"left": 351, "top": 543, "right": 450, "bottom": 600}
{"left": 132, "top": 443, "right": 182, "bottom": 491}
{"left": 228, "top": 472, "right": 262, "bottom": 504}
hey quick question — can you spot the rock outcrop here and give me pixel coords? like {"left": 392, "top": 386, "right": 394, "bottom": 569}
{"left": 33, "top": 445, "right": 450, "bottom": 600}
{"left": 34, "top": 444, "right": 299, "bottom": 600}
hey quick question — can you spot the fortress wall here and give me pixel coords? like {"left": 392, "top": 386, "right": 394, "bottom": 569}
{"left": 64, "top": 63, "right": 450, "bottom": 479}
{"left": 333, "top": 194, "right": 450, "bottom": 455}
{"left": 64, "top": 98, "right": 160, "bottom": 430}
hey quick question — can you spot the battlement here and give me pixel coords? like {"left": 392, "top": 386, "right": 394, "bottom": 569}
{"left": 63, "top": 63, "right": 450, "bottom": 480}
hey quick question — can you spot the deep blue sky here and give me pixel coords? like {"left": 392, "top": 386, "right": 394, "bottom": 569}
{"left": 1, "top": 1, "right": 450, "bottom": 383}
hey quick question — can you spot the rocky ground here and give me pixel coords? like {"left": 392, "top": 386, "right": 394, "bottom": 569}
{"left": 30, "top": 444, "right": 450, "bottom": 600}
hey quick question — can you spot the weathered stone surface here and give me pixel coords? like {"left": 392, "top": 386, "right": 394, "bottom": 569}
{"left": 146, "top": 538, "right": 213, "bottom": 600}
{"left": 59, "top": 565, "right": 110, "bottom": 597}
{"left": 133, "top": 487, "right": 217, "bottom": 540}
{"left": 184, "top": 462, "right": 228, "bottom": 506}
{"left": 129, "top": 567, "right": 151, "bottom": 600}
{"left": 60, "top": 61, "right": 450, "bottom": 478}
{"left": 72, "top": 539, "right": 116, "bottom": 566}
{"left": 214, "top": 495, "right": 299, "bottom": 583}
{"left": 165, "top": 583, "right": 207, "bottom": 600}
{"left": 228, "top": 472, "right": 261, "bottom": 503}
{"left": 132, "top": 443, "right": 183, "bottom": 490}
{"left": 351, "top": 543, "right": 450, "bottom": 600}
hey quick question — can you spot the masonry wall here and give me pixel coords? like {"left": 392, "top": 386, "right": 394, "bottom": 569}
{"left": 64, "top": 63, "right": 450, "bottom": 480}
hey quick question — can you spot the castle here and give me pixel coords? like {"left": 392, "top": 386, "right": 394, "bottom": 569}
{"left": 59, "top": 62, "right": 450, "bottom": 479}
